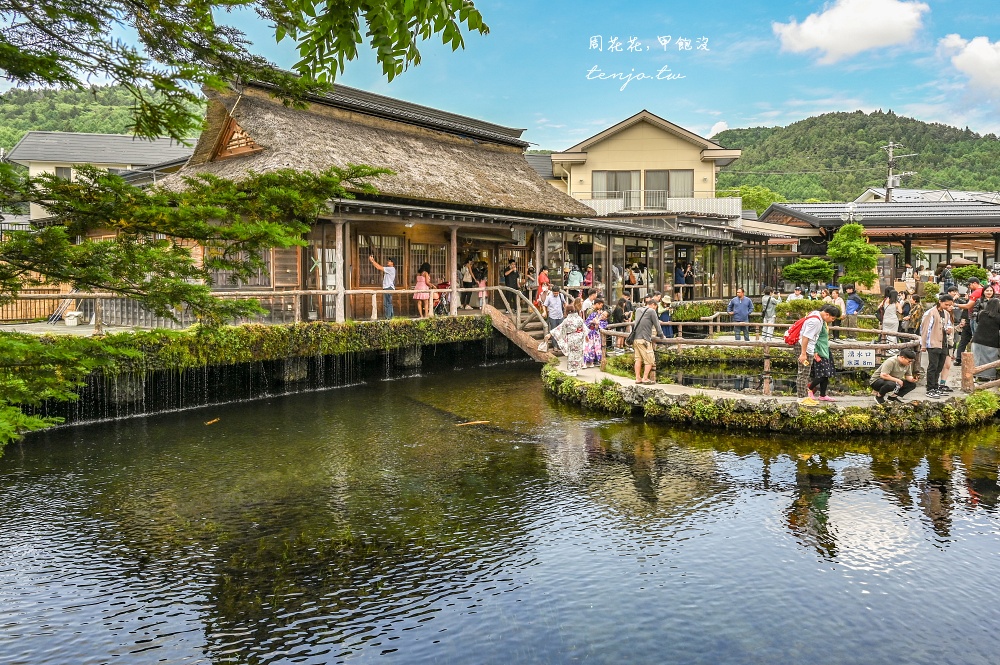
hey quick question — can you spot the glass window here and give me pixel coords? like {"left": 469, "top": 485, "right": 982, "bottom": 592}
{"left": 410, "top": 242, "right": 448, "bottom": 285}
{"left": 644, "top": 170, "right": 694, "bottom": 205}
{"left": 593, "top": 171, "right": 640, "bottom": 208}
{"left": 55, "top": 167, "right": 72, "bottom": 180}
{"left": 205, "top": 245, "right": 272, "bottom": 289}
{"left": 357, "top": 235, "right": 403, "bottom": 287}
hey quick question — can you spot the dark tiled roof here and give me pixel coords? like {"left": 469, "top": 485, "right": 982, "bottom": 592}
{"left": 251, "top": 81, "right": 529, "bottom": 149}
{"left": 525, "top": 154, "right": 554, "bottom": 179}
{"left": 7, "top": 132, "right": 193, "bottom": 167}
{"left": 765, "top": 201, "right": 1000, "bottom": 227}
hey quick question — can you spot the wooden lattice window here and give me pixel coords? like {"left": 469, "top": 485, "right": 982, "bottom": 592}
{"left": 214, "top": 117, "right": 264, "bottom": 160}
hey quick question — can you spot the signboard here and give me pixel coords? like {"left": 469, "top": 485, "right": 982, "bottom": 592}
{"left": 842, "top": 349, "right": 876, "bottom": 369}
{"left": 991, "top": 262, "right": 1000, "bottom": 273}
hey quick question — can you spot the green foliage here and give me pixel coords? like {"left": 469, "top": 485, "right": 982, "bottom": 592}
{"left": 0, "top": 163, "right": 387, "bottom": 322}
{"left": 923, "top": 282, "right": 941, "bottom": 303}
{"left": 826, "top": 223, "right": 879, "bottom": 287}
{"left": 782, "top": 257, "right": 835, "bottom": 285}
{"left": 718, "top": 184, "right": 786, "bottom": 215}
{"left": 952, "top": 265, "right": 988, "bottom": 283}
{"left": 0, "top": 316, "right": 492, "bottom": 450}
{"left": 0, "top": 333, "right": 137, "bottom": 448}
{"left": 0, "top": 0, "right": 489, "bottom": 142}
{"left": 776, "top": 298, "right": 824, "bottom": 319}
{"left": 0, "top": 86, "right": 205, "bottom": 151}
{"left": 543, "top": 364, "right": 1000, "bottom": 435}
{"left": 715, "top": 110, "right": 1000, "bottom": 201}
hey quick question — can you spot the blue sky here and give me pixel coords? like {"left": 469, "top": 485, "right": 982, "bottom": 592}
{"left": 232, "top": 0, "right": 1000, "bottom": 149}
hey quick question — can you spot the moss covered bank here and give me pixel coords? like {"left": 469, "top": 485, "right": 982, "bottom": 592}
{"left": 541, "top": 363, "right": 1000, "bottom": 436}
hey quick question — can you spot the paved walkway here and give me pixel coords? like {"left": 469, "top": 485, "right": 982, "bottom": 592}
{"left": 0, "top": 322, "right": 137, "bottom": 336}
{"left": 559, "top": 356, "right": 965, "bottom": 406}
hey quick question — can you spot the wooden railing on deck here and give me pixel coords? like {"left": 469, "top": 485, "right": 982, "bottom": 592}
{"left": 600, "top": 320, "right": 920, "bottom": 396}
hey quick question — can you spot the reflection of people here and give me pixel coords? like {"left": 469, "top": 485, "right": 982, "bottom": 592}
{"left": 368, "top": 255, "right": 396, "bottom": 319}
{"left": 786, "top": 455, "right": 837, "bottom": 558}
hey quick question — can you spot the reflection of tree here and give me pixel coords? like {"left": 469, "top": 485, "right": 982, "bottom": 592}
{"left": 785, "top": 455, "right": 837, "bottom": 558}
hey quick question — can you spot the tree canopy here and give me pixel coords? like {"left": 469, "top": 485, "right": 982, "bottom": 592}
{"left": 782, "top": 257, "right": 835, "bottom": 286}
{"left": 0, "top": 0, "right": 489, "bottom": 142}
{"left": 826, "top": 223, "right": 879, "bottom": 288}
{"left": 715, "top": 110, "right": 1000, "bottom": 202}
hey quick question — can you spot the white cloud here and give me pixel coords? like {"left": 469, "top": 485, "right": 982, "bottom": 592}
{"left": 708, "top": 121, "right": 729, "bottom": 137}
{"left": 773, "top": 0, "right": 929, "bottom": 64}
{"left": 938, "top": 34, "right": 1000, "bottom": 98}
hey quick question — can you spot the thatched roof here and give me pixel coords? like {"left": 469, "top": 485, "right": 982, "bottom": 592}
{"left": 163, "top": 86, "right": 594, "bottom": 218}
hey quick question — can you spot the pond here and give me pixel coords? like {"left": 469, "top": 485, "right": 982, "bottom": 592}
{"left": 2, "top": 363, "right": 999, "bottom": 664}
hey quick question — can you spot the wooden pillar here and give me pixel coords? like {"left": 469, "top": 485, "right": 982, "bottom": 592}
{"left": 903, "top": 237, "right": 912, "bottom": 266}
{"left": 994, "top": 234, "right": 1000, "bottom": 264}
{"left": 962, "top": 351, "right": 975, "bottom": 393}
{"left": 450, "top": 225, "right": 459, "bottom": 316}
{"left": 334, "top": 221, "right": 345, "bottom": 323}
{"left": 946, "top": 236, "right": 952, "bottom": 263}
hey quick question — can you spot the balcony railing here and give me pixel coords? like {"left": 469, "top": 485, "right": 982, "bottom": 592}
{"left": 574, "top": 190, "right": 742, "bottom": 217}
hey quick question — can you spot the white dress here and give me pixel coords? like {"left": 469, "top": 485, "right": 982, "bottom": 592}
{"left": 881, "top": 299, "right": 899, "bottom": 346}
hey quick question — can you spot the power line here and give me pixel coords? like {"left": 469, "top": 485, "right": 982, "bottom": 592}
{"left": 721, "top": 165, "right": 885, "bottom": 175}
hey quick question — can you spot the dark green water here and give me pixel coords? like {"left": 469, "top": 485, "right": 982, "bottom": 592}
{"left": 2, "top": 364, "right": 1000, "bottom": 664}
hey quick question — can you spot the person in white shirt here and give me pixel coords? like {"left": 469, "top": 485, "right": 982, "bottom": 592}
{"left": 787, "top": 286, "right": 805, "bottom": 301}
{"left": 368, "top": 255, "right": 396, "bottom": 319}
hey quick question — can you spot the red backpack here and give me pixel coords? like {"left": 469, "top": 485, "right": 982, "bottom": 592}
{"left": 784, "top": 314, "right": 822, "bottom": 346}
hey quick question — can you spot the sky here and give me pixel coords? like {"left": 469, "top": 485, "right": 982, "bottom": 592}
{"left": 230, "top": 0, "right": 999, "bottom": 149}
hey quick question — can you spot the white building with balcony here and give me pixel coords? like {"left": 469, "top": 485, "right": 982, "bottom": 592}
{"left": 528, "top": 110, "right": 742, "bottom": 218}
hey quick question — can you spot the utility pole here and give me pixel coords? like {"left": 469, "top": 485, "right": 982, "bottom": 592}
{"left": 881, "top": 141, "right": 917, "bottom": 202}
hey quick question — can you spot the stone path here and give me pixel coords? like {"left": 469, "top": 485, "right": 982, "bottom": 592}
{"left": 0, "top": 322, "right": 136, "bottom": 336}
{"left": 558, "top": 355, "right": 966, "bottom": 406}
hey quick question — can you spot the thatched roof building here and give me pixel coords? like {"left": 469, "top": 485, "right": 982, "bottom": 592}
{"left": 166, "top": 84, "right": 594, "bottom": 219}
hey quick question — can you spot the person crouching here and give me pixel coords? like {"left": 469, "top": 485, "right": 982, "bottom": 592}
{"left": 870, "top": 348, "right": 919, "bottom": 404}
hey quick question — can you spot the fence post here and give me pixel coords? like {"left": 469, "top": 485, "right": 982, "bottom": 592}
{"left": 94, "top": 298, "right": 103, "bottom": 335}
{"left": 371, "top": 293, "right": 378, "bottom": 321}
{"left": 294, "top": 294, "right": 301, "bottom": 324}
{"left": 762, "top": 345, "right": 771, "bottom": 396}
{"left": 962, "top": 351, "right": 975, "bottom": 393}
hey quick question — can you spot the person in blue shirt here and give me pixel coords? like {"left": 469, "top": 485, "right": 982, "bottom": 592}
{"left": 727, "top": 288, "right": 754, "bottom": 341}
{"left": 844, "top": 284, "right": 865, "bottom": 340}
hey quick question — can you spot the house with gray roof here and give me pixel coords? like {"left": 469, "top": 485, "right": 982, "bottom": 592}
{"left": 6, "top": 131, "right": 193, "bottom": 219}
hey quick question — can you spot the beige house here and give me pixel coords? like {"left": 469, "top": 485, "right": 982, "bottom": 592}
{"left": 536, "top": 110, "right": 741, "bottom": 217}
{"left": 6, "top": 131, "right": 192, "bottom": 219}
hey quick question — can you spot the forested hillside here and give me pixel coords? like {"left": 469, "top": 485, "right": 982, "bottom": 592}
{"left": 715, "top": 110, "right": 1000, "bottom": 202}
{"left": 0, "top": 87, "right": 203, "bottom": 151}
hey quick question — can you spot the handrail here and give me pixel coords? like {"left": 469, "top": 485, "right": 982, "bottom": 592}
{"left": 960, "top": 351, "right": 1000, "bottom": 393}
{"left": 597, "top": 320, "right": 920, "bottom": 396}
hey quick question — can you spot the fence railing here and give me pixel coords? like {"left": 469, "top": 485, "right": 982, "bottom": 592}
{"left": 599, "top": 319, "right": 921, "bottom": 396}
{"left": 572, "top": 191, "right": 742, "bottom": 216}
{"left": 3, "top": 285, "right": 548, "bottom": 335}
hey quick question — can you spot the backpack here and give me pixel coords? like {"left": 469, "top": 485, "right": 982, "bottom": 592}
{"left": 627, "top": 270, "right": 637, "bottom": 285}
{"left": 784, "top": 314, "right": 822, "bottom": 346}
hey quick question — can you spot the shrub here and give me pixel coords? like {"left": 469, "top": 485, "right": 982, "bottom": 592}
{"left": 952, "top": 265, "right": 988, "bottom": 283}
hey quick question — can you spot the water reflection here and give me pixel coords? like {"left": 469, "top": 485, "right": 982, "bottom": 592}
{"left": 2, "top": 365, "right": 1000, "bottom": 664}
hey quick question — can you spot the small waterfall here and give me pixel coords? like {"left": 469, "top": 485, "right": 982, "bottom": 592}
{"left": 29, "top": 337, "right": 532, "bottom": 430}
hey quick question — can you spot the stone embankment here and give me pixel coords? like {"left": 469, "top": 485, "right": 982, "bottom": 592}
{"left": 542, "top": 360, "right": 1000, "bottom": 435}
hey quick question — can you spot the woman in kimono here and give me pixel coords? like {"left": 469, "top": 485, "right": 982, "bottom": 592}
{"left": 546, "top": 304, "right": 586, "bottom": 376}
{"left": 583, "top": 298, "right": 609, "bottom": 368}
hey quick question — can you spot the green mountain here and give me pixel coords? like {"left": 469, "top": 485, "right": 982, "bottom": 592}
{"left": 0, "top": 86, "right": 202, "bottom": 152}
{"left": 714, "top": 110, "right": 1000, "bottom": 202}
